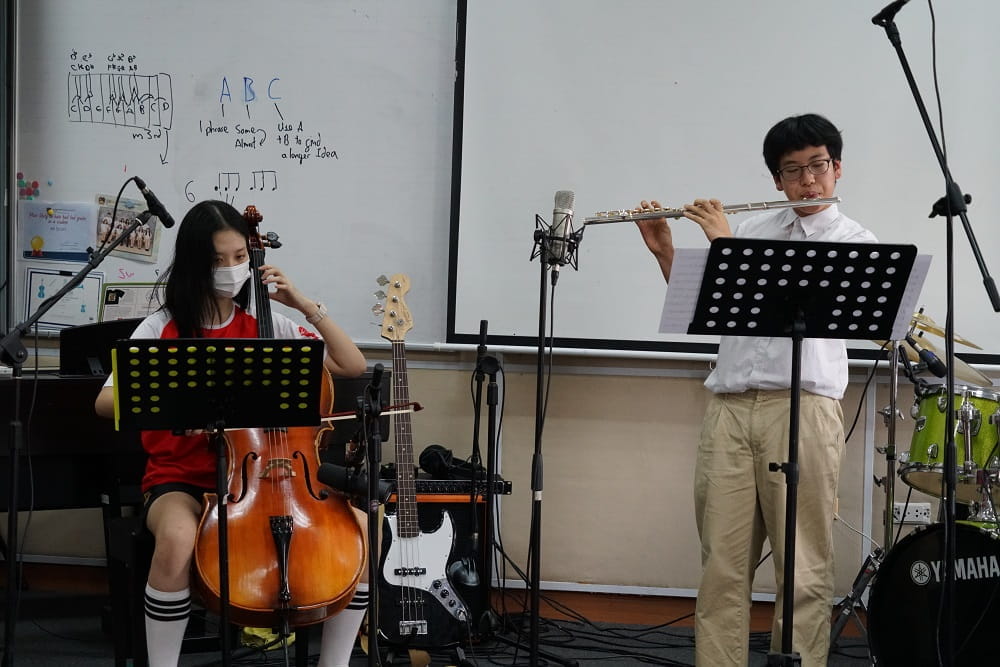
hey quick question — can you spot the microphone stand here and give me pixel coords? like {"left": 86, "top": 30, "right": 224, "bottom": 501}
{"left": 470, "top": 319, "right": 573, "bottom": 667}
{"left": 874, "top": 4, "right": 1000, "bottom": 664}
{"left": 509, "top": 215, "right": 582, "bottom": 667}
{"left": 362, "top": 363, "right": 386, "bottom": 667}
{"left": 469, "top": 320, "right": 499, "bottom": 629}
{"left": 0, "top": 207, "right": 153, "bottom": 667}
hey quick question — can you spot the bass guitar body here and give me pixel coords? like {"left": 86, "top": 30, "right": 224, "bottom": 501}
{"left": 378, "top": 507, "right": 468, "bottom": 647}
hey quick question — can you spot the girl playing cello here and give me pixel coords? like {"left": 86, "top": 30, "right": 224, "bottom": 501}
{"left": 95, "top": 200, "right": 370, "bottom": 667}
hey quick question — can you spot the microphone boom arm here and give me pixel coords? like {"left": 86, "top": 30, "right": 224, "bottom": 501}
{"left": 873, "top": 9, "right": 1000, "bottom": 311}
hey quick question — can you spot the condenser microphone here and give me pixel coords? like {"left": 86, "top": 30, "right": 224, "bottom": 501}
{"left": 905, "top": 334, "right": 948, "bottom": 378}
{"left": 872, "top": 0, "right": 911, "bottom": 26}
{"left": 133, "top": 176, "right": 176, "bottom": 228}
{"left": 547, "top": 190, "right": 575, "bottom": 281}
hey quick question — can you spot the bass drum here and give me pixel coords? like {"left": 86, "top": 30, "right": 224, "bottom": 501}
{"left": 868, "top": 522, "right": 1000, "bottom": 666}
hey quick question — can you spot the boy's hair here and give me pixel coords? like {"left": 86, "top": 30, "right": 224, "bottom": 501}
{"left": 763, "top": 114, "right": 843, "bottom": 175}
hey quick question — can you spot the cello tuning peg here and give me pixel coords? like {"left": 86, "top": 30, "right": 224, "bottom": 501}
{"left": 265, "top": 231, "right": 281, "bottom": 249}
{"left": 374, "top": 290, "right": 387, "bottom": 300}
{"left": 376, "top": 275, "right": 389, "bottom": 286}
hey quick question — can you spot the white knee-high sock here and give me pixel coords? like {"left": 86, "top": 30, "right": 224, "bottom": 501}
{"left": 318, "top": 582, "right": 369, "bottom": 667}
{"left": 144, "top": 583, "right": 191, "bottom": 667}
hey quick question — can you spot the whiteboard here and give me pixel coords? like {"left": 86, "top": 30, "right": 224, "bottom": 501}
{"left": 13, "top": 0, "right": 458, "bottom": 346}
{"left": 451, "top": 0, "right": 1000, "bottom": 363}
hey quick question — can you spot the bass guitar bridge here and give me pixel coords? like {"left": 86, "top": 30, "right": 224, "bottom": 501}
{"left": 398, "top": 619, "right": 428, "bottom": 636}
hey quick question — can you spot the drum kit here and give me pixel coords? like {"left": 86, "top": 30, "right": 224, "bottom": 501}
{"left": 846, "top": 311, "right": 1000, "bottom": 664}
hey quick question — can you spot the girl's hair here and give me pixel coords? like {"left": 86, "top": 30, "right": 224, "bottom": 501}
{"left": 158, "top": 200, "right": 251, "bottom": 337}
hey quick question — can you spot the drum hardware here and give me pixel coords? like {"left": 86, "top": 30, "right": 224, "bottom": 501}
{"left": 959, "top": 395, "right": 980, "bottom": 477}
{"left": 829, "top": 546, "right": 883, "bottom": 646}
{"left": 880, "top": 342, "right": 905, "bottom": 550}
{"left": 831, "top": 341, "right": 904, "bottom": 653}
{"left": 967, "top": 477, "right": 999, "bottom": 524}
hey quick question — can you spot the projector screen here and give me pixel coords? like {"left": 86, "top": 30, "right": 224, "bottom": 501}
{"left": 449, "top": 0, "right": 1000, "bottom": 364}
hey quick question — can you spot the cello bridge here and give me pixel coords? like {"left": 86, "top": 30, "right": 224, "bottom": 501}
{"left": 259, "top": 458, "right": 295, "bottom": 478}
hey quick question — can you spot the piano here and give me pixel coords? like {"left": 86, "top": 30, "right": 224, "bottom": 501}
{"left": 0, "top": 373, "right": 144, "bottom": 512}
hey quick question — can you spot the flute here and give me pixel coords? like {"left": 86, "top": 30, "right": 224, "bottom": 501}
{"left": 583, "top": 197, "right": 840, "bottom": 225}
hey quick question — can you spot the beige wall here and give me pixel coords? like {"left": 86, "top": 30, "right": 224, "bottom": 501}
{"left": 5, "top": 348, "right": 998, "bottom": 604}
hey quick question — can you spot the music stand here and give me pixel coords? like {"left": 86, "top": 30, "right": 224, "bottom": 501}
{"left": 112, "top": 337, "right": 324, "bottom": 666}
{"left": 675, "top": 238, "right": 918, "bottom": 665}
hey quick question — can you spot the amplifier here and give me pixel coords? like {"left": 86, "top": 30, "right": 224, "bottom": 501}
{"left": 379, "top": 464, "right": 512, "bottom": 497}
{"left": 408, "top": 478, "right": 512, "bottom": 496}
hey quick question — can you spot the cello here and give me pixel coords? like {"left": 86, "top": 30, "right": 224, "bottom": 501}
{"left": 193, "top": 205, "right": 366, "bottom": 631}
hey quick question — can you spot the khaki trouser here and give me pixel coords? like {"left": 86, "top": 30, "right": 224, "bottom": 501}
{"left": 693, "top": 389, "right": 844, "bottom": 667}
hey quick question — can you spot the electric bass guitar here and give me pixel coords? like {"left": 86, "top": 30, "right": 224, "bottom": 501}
{"left": 377, "top": 274, "right": 469, "bottom": 647}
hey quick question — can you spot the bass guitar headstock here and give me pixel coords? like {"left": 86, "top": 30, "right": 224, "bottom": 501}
{"left": 375, "top": 274, "right": 413, "bottom": 343}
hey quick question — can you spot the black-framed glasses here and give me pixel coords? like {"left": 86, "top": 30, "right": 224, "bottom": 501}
{"left": 776, "top": 158, "right": 834, "bottom": 181}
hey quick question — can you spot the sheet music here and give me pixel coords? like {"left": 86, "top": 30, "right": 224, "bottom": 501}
{"left": 659, "top": 248, "right": 931, "bottom": 339}
{"left": 889, "top": 253, "right": 932, "bottom": 340}
{"left": 658, "top": 248, "right": 707, "bottom": 334}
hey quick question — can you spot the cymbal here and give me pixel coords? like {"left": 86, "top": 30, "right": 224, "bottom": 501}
{"left": 910, "top": 312, "right": 982, "bottom": 349}
{"left": 896, "top": 336, "right": 992, "bottom": 388}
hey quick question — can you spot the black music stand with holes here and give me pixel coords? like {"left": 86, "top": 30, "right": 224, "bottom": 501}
{"left": 112, "top": 337, "right": 325, "bottom": 667}
{"left": 681, "top": 238, "right": 917, "bottom": 666}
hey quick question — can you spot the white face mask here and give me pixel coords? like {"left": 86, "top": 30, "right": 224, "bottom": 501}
{"left": 213, "top": 261, "right": 251, "bottom": 298}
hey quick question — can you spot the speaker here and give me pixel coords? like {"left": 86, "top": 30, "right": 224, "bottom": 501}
{"left": 378, "top": 496, "right": 489, "bottom": 647}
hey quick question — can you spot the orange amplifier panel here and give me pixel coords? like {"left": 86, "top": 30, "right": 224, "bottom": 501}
{"left": 388, "top": 494, "right": 487, "bottom": 504}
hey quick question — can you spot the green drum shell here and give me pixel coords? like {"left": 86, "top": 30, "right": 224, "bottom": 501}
{"left": 900, "top": 384, "right": 1000, "bottom": 504}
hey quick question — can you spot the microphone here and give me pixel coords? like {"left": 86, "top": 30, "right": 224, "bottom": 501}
{"left": 905, "top": 334, "right": 948, "bottom": 378}
{"left": 872, "top": 0, "right": 911, "bottom": 26}
{"left": 475, "top": 319, "right": 488, "bottom": 376}
{"left": 547, "top": 190, "right": 575, "bottom": 280}
{"left": 133, "top": 176, "right": 176, "bottom": 228}
{"left": 448, "top": 556, "right": 480, "bottom": 587}
{"left": 317, "top": 462, "right": 394, "bottom": 505}
{"left": 367, "top": 362, "right": 385, "bottom": 403}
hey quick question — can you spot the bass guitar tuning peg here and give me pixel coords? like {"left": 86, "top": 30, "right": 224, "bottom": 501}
{"left": 376, "top": 275, "right": 389, "bottom": 286}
